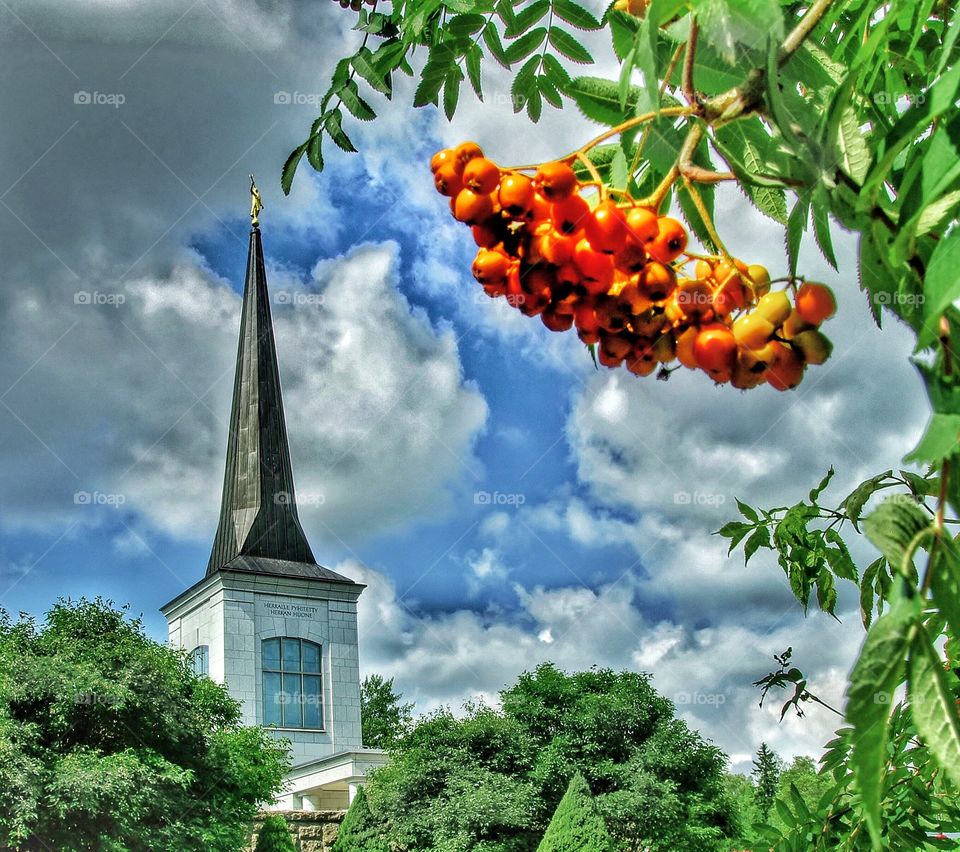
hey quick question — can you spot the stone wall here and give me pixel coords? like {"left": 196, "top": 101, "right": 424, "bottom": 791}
{"left": 249, "top": 810, "right": 345, "bottom": 852}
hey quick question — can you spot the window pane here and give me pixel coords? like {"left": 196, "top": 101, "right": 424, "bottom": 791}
{"left": 263, "top": 672, "right": 282, "bottom": 726}
{"left": 200, "top": 646, "right": 209, "bottom": 676}
{"left": 283, "top": 673, "right": 303, "bottom": 727}
{"left": 262, "top": 639, "right": 281, "bottom": 671}
{"left": 282, "top": 638, "right": 301, "bottom": 672}
{"left": 302, "top": 641, "right": 321, "bottom": 673}
{"left": 303, "top": 675, "right": 322, "bottom": 728}
{"left": 189, "top": 646, "right": 206, "bottom": 676}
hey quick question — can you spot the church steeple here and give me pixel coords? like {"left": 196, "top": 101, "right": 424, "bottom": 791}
{"left": 206, "top": 184, "right": 317, "bottom": 576}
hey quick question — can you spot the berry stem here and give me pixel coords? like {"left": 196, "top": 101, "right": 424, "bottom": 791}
{"left": 629, "top": 43, "right": 685, "bottom": 179}
{"left": 682, "top": 176, "right": 731, "bottom": 259}
{"left": 573, "top": 106, "right": 695, "bottom": 157}
{"left": 638, "top": 165, "right": 679, "bottom": 212}
{"left": 575, "top": 152, "right": 605, "bottom": 199}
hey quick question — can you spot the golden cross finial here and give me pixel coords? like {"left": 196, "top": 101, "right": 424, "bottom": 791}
{"left": 249, "top": 174, "right": 264, "bottom": 228}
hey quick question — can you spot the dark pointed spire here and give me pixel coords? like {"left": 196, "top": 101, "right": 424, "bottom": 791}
{"left": 205, "top": 221, "right": 317, "bottom": 575}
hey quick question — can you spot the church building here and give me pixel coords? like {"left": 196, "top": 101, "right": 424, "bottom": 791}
{"left": 160, "top": 193, "right": 387, "bottom": 809}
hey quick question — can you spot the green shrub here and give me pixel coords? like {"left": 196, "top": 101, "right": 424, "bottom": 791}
{"left": 537, "top": 773, "right": 616, "bottom": 852}
{"left": 331, "top": 786, "right": 389, "bottom": 852}
{"left": 254, "top": 815, "right": 296, "bottom": 852}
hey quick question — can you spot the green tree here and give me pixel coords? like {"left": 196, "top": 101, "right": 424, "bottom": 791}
{"left": 721, "top": 772, "right": 762, "bottom": 851}
{"left": 0, "top": 599, "right": 288, "bottom": 851}
{"left": 751, "top": 743, "right": 783, "bottom": 820}
{"left": 766, "top": 756, "right": 832, "bottom": 836}
{"left": 254, "top": 815, "right": 297, "bottom": 852}
{"left": 359, "top": 664, "right": 736, "bottom": 851}
{"left": 331, "top": 786, "right": 389, "bottom": 852}
{"left": 361, "top": 673, "right": 414, "bottom": 749}
{"left": 536, "top": 773, "right": 615, "bottom": 852}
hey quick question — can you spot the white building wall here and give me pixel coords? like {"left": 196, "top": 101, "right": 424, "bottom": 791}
{"left": 163, "top": 571, "right": 364, "bottom": 769}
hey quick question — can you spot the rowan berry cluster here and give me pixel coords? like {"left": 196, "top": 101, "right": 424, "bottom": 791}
{"left": 432, "top": 141, "right": 836, "bottom": 391}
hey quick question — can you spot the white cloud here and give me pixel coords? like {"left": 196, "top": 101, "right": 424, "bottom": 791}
{"left": 349, "top": 558, "right": 858, "bottom": 767}
{"left": 0, "top": 242, "right": 487, "bottom": 546}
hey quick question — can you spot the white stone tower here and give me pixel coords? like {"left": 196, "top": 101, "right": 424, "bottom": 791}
{"left": 161, "top": 207, "right": 386, "bottom": 809}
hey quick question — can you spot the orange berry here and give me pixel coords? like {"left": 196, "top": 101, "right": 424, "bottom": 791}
{"left": 746, "top": 264, "right": 771, "bottom": 296}
{"left": 616, "top": 281, "right": 652, "bottom": 316}
{"left": 638, "top": 262, "right": 677, "bottom": 301}
{"left": 542, "top": 307, "right": 574, "bottom": 332}
{"left": 595, "top": 295, "right": 629, "bottom": 332}
{"left": 540, "top": 230, "right": 576, "bottom": 265}
{"left": 471, "top": 249, "right": 511, "bottom": 287}
{"left": 498, "top": 173, "right": 535, "bottom": 217}
{"left": 795, "top": 282, "right": 836, "bottom": 325}
{"left": 766, "top": 342, "right": 805, "bottom": 391}
{"left": 430, "top": 148, "right": 456, "bottom": 173}
{"left": 519, "top": 266, "right": 554, "bottom": 297}
{"left": 647, "top": 217, "right": 688, "bottom": 263}
{"left": 674, "top": 279, "right": 714, "bottom": 320}
{"left": 573, "top": 239, "right": 615, "bottom": 295}
{"left": 434, "top": 162, "right": 463, "bottom": 197}
{"left": 675, "top": 326, "right": 698, "bottom": 369}
{"left": 613, "top": 240, "right": 647, "bottom": 274}
{"left": 528, "top": 192, "right": 552, "bottom": 224}
{"left": 625, "top": 207, "right": 659, "bottom": 244}
{"left": 757, "top": 291, "right": 792, "bottom": 326}
{"left": 454, "top": 141, "right": 483, "bottom": 170}
{"left": 556, "top": 262, "right": 581, "bottom": 287}
{"left": 732, "top": 313, "right": 775, "bottom": 350}
{"left": 453, "top": 189, "right": 495, "bottom": 224}
{"left": 551, "top": 194, "right": 590, "bottom": 235}
{"left": 712, "top": 280, "right": 746, "bottom": 317}
{"left": 462, "top": 158, "right": 500, "bottom": 195}
{"left": 533, "top": 161, "right": 578, "bottom": 201}
{"left": 573, "top": 303, "right": 600, "bottom": 344}
{"left": 584, "top": 201, "right": 628, "bottom": 254}
{"left": 694, "top": 324, "right": 737, "bottom": 375}
{"left": 694, "top": 259, "right": 714, "bottom": 280}
{"left": 471, "top": 223, "right": 499, "bottom": 248}
{"left": 598, "top": 333, "right": 633, "bottom": 367}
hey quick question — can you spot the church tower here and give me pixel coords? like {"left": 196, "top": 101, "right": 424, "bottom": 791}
{"left": 161, "top": 184, "right": 386, "bottom": 809}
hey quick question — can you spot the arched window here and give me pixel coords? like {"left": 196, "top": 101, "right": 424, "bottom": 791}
{"left": 188, "top": 645, "right": 209, "bottom": 677}
{"left": 261, "top": 638, "right": 323, "bottom": 729}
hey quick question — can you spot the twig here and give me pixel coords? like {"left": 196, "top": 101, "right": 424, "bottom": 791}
{"left": 682, "top": 18, "right": 700, "bottom": 108}
{"left": 779, "top": 0, "right": 835, "bottom": 66}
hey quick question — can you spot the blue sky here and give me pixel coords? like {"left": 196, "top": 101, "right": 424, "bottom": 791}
{"left": 0, "top": 0, "right": 929, "bottom": 773}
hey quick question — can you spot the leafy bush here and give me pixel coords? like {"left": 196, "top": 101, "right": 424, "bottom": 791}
{"left": 331, "top": 786, "right": 389, "bottom": 852}
{"left": 0, "top": 599, "right": 288, "bottom": 851}
{"left": 254, "top": 815, "right": 296, "bottom": 852}
{"left": 358, "top": 664, "right": 736, "bottom": 851}
{"left": 536, "top": 773, "right": 615, "bottom": 852}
